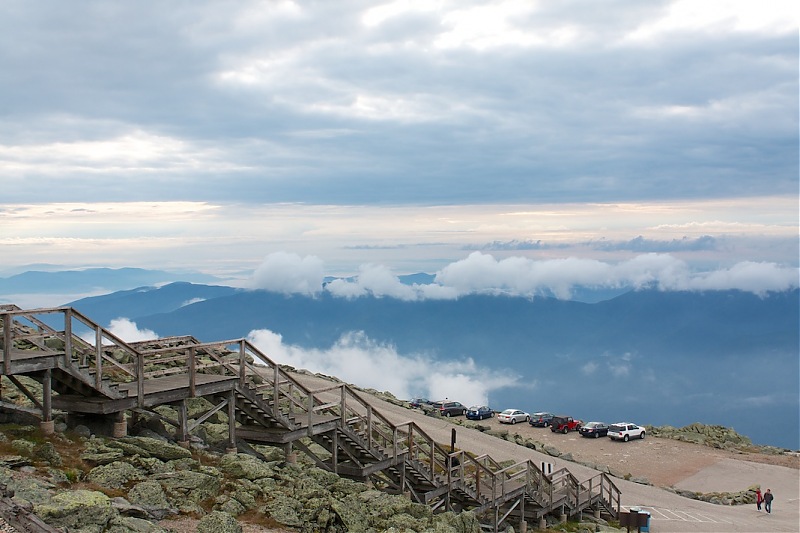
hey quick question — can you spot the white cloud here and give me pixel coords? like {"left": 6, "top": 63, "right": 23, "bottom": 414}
{"left": 78, "top": 317, "right": 158, "bottom": 344}
{"left": 246, "top": 328, "right": 519, "bottom": 406}
{"left": 433, "top": 252, "right": 798, "bottom": 299}
{"left": 325, "top": 263, "right": 459, "bottom": 301}
{"left": 250, "top": 252, "right": 325, "bottom": 296}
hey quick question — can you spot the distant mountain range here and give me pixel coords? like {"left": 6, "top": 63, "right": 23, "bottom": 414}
{"left": 0, "top": 267, "right": 220, "bottom": 295}
{"left": 2, "top": 268, "right": 797, "bottom": 449}
{"left": 60, "top": 281, "right": 800, "bottom": 450}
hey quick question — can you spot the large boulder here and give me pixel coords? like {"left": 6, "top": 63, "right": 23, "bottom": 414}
{"left": 34, "top": 489, "right": 117, "bottom": 531}
{"left": 218, "top": 453, "right": 274, "bottom": 481}
{"left": 127, "top": 480, "right": 177, "bottom": 519}
{"left": 197, "top": 510, "right": 242, "bottom": 533}
{"left": 87, "top": 461, "right": 145, "bottom": 489}
{"left": 152, "top": 470, "right": 221, "bottom": 506}
{"left": 109, "top": 437, "right": 193, "bottom": 461}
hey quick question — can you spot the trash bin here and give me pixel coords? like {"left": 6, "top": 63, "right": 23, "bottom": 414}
{"left": 639, "top": 510, "right": 651, "bottom": 532}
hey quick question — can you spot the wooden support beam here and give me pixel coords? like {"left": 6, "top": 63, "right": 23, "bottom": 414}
{"left": 6, "top": 375, "right": 43, "bottom": 411}
{"left": 227, "top": 388, "right": 236, "bottom": 451}
{"left": 42, "top": 368, "right": 52, "bottom": 422}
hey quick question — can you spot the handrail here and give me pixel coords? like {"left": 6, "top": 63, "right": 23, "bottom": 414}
{"left": 1, "top": 307, "right": 142, "bottom": 402}
{"left": 2, "top": 306, "right": 622, "bottom": 521}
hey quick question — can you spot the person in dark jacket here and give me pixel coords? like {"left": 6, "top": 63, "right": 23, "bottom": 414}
{"left": 763, "top": 488, "right": 774, "bottom": 513}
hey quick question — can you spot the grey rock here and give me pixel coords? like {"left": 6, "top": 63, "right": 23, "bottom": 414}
{"left": 87, "top": 461, "right": 145, "bottom": 489}
{"left": 34, "top": 442, "right": 62, "bottom": 466}
{"left": 218, "top": 453, "right": 275, "bottom": 481}
{"left": 152, "top": 470, "right": 221, "bottom": 505}
{"left": 127, "top": 480, "right": 176, "bottom": 519}
{"left": 34, "top": 489, "right": 117, "bottom": 530}
{"left": 114, "top": 437, "right": 193, "bottom": 461}
{"left": 197, "top": 510, "right": 243, "bottom": 533}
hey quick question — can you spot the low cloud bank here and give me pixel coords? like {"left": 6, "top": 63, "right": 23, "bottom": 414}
{"left": 249, "top": 251, "right": 799, "bottom": 300}
{"left": 79, "top": 317, "right": 159, "bottom": 344}
{"left": 247, "top": 328, "right": 519, "bottom": 407}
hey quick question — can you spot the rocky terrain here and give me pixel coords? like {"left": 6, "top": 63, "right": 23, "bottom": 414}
{"left": 0, "top": 371, "right": 797, "bottom": 533}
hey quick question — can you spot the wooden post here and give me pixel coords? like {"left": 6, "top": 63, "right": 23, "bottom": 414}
{"left": 40, "top": 369, "right": 54, "bottom": 435}
{"left": 177, "top": 399, "right": 189, "bottom": 444}
{"left": 332, "top": 431, "right": 338, "bottom": 474}
{"left": 226, "top": 389, "right": 236, "bottom": 453}
{"left": 94, "top": 326, "right": 102, "bottom": 389}
{"left": 63, "top": 309, "right": 72, "bottom": 367}
{"left": 188, "top": 347, "right": 196, "bottom": 397}
{"left": 3, "top": 313, "right": 11, "bottom": 374}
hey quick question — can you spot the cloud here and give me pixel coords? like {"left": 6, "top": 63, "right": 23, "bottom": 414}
{"left": 250, "top": 252, "right": 325, "bottom": 296}
{"left": 247, "top": 328, "right": 519, "bottom": 406}
{"left": 592, "top": 235, "right": 719, "bottom": 253}
{"left": 78, "top": 317, "right": 158, "bottom": 344}
{"left": 434, "top": 252, "right": 798, "bottom": 299}
{"left": 248, "top": 250, "right": 798, "bottom": 301}
{"left": 325, "top": 263, "right": 459, "bottom": 301}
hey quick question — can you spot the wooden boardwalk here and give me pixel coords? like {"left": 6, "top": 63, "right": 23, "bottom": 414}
{"left": 1, "top": 304, "right": 620, "bottom": 531}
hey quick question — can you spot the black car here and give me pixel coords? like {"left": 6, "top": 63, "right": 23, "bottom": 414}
{"left": 465, "top": 405, "right": 494, "bottom": 420}
{"left": 529, "top": 412, "right": 555, "bottom": 427}
{"left": 431, "top": 401, "right": 467, "bottom": 417}
{"left": 578, "top": 421, "right": 609, "bottom": 438}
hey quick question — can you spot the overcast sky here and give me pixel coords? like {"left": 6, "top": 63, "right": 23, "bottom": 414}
{"left": 1, "top": 0, "right": 798, "bottom": 296}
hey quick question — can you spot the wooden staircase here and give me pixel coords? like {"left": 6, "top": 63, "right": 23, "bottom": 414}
{"left": 1, "top": 305, "right": 620, "bottom": 531}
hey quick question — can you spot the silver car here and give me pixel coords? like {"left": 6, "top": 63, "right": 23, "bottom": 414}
{"left": 497, "top": 409, "right": 530, "bottom": 424}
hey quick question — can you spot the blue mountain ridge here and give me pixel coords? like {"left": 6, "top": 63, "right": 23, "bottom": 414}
{"left": 0, "top": 267, "right": 220, "bottom": 294}
{"left": 64, "top": 283, "right": 800, "bottom": 449}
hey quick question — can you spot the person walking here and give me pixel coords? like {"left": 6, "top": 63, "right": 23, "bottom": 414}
{"left": 763, "top": 488, "right": 774, "bottom": 513}
{"left": 755, "top": 488, "right": 763, "bottom": 511}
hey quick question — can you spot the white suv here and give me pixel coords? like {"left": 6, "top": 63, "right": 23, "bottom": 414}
{"left": 607, "top": 422, "right": 645, "bottom": 442}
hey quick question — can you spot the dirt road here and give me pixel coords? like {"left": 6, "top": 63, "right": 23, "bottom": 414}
{"left": 292, "top": 373, "right": 800, "bottom": 532}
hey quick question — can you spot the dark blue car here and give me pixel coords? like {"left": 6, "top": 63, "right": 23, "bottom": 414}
{"left": 465, "top": 405, "right": 494, "bottom": 420}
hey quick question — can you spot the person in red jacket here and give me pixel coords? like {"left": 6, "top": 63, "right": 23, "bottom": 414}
{"left": 755, "top": 488, "right": 763, "bottom": 511}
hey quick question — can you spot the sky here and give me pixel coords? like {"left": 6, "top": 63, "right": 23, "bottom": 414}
{"left": 1, "top": 0, "right": 798, "bottom": 295}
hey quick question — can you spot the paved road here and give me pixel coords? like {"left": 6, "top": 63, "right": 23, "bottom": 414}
{"left": 292, "top": 372, "right": 800, "bottom": 533}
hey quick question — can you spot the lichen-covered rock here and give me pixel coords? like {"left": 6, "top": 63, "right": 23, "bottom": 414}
{"left": 127, "top": 480, "right": 176, "bottom": 519}
{"left": 105, "top": 515, "right": 169, "bottom": 532}
{"left": 5, "top": 475, "right": 56, "bottom": 505}
{"left": 34, "top": 489, "right": 117, "bottom": 531}
{"left": 197, "top": 510, "right": 243, "bottom": 533}
{"left": 33, "top": 442, "right": 62, "bottom": 466}
{"left": 113, "top": 437, "right": 193, "bottom": 461}
{"left": 81, "top": 449, "right": 126, "bottom": 465}
{"left": 218, "top": 452, "right": 274, "bottom": 480}
{"left": 152, "top": 469, "right": 221, "bottom": 506}
{"left": 87, "top": 461, "right": 145, "bottom": 489}
{"left": 432, "top": 510, "right": 482, "bottom": 533}
{"left": 264, "top": 493, "right": 305, "bottom": 527}
{"left": 11, "top": 438, "right": 36, "bottom": 455}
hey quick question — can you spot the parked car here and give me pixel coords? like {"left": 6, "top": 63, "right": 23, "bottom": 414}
{"left": 497, "top": 409, "right": 530, "bottom": 425}
{"left": 431, "top": 401, "right": 467, "bottom": 417}
{"left": 529, "top": 412, "right": 555, "bottom": 427}
{"left": 607, "top": 422, "right": 646, "bottom": 442}
{"left": 465, "top": 405, "right": 494, "bottom": 420}
{"left": 550, "top": 416, "right": 583, "bottom": 434}
{"left": 409, "top": 398, "right": 431, "bottom": 408}
{"left": 578, "top": 421, "right": 609, "bottom": 438}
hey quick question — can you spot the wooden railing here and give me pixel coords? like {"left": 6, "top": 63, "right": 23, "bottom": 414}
{"left": 1, "top": 306, "right": 142, "bottom": 402}
{"left": 2, "top": 306, "right": 621, "bottom": 520}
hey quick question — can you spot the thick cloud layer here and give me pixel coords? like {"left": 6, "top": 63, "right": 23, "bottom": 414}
{"left": 1, "top": 1, "right": 796, "bottom": 205}
{"left": 252, "top": 251, "right": 799, "bottom": 300}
